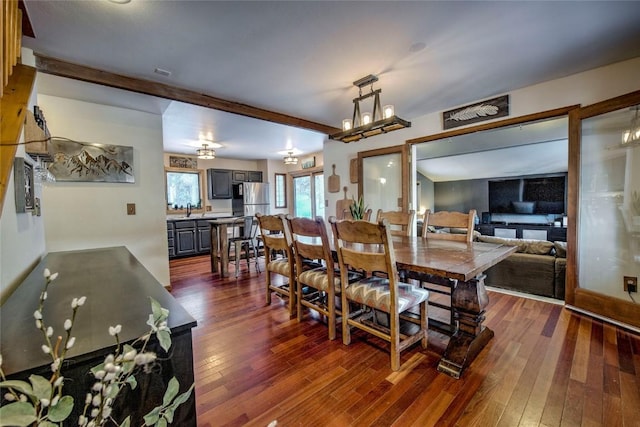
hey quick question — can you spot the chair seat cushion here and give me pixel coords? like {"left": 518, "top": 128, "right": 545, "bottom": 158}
{"left": 267, "top": 259, "right": 291, "bottom": 276}
{"left": 345, "top": 276, "right": 429, "bottom": 313}
{"left": 297, "top": 268, "right": 361, "bottom": 293}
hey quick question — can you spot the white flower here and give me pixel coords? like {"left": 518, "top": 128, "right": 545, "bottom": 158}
{"left": 64, "top": 319, "right": 72, "bottom": 330}
{"left": 42, "top": 345, "right": 51, "bottom": 354}
{"left": 104, "top": 372, "right": 116, "bottom": 382}
{"left": 41, "top": 291, "right": 47, "bottom": 300}
{"left": 66, "top": 336, "right": 76, "bottom": 349}
{"left": 50, "top": 272, "right": 58, "bottom": 281}
{"left": 77, "top": 296, "right": 86, "bottom": 306}
{"left": 78, "top": 415, "right": 87, "bottom": 426}
{"left": 108, "top": 324, "right": 122, "bottom": 336}
{"left": 40, "top": 398, "right": 50, "bottom": 407}
{"left": 4, "top": 393, "right": 15, "bottom": 401}
{"left": 90, "top": 408, "right": 99, "bottom": 418}
{"left": 104, "top": 354, "right": 114, "bottom": 364}
{"left": 51, "top": 395, "right": 60, "bottom": 407}
{"left": 92, "top": 382, "right": 102, "bottom": 392}
{"left": 35, "top": 320, "right": 42, "bottom": 329}
{"left": 51, "top": 358, "right": 60, "bottom": 372}
{"left": 134, "top": 352, "right": 157, "bottom": 366}
{"left": 87, "top": 421, "right": 96, "bottom": 427}
{"left": 46, "top": 326, "right": 54, "bottom": 337}
{"left": 104, "top": 362, "right": 115, "bottom": 372}
{"left": 94, "top": 370, "right": 106, "bottom": 380}
{"left": 19, "top": 394, "right": 27, "bottom": 402}
{"left": 34, "top": 310, "right": 42, "bottom": 320}
{"left": 0, "top": 354, "right": 2, "bottom": 367}
{"left": 85, "top": 393, "right": 92, "bottom": 405}
{"left": 92, "top": 394, "right": 101, "bottom": 407}
{"left": 123, "top": 349, "right": 137, "bottom": 361}
{"left": 54, "top": 376, "right": 64, "bottom": 387}
{"left": 102, "top": 406, "right": 112, "bottom": 418}
{"left": 43, "top": 268, "right": 51, "bottom": 278}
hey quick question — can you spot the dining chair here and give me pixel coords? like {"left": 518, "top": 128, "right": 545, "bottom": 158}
{"left": 410, "top": 209, "right": 477, "bottom": 331}
{"left": 329, "top": 217, "right": 429, "bottom": 371}
{"left": 287, "top": 216, "right": 353, "bottom": 340}
{"left": 255, "top": 213, "right": 297, "bottom": 316}
{"left": 375, "top": 209, "right": 416, "bottom": 236}
{"left": 227, "top": 216, "right": 261, "bottom": 277}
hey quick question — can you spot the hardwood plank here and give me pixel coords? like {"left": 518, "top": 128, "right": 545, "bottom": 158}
{"left": 168, "top": 255, "right": 640, "bottom": 427}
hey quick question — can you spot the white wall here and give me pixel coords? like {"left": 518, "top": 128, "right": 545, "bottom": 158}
{"left": 38, "top": 95, "right": 170, "bottom": 287}
{"left": 323, "top": 56, "right": 640, "bottom": 218}
{"left": 0, "top": 79, "right": 47, "bottom": 302}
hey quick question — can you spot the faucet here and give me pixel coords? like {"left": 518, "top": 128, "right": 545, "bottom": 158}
{"left": 186, "top": 203, "right": 192, "bottom": 218}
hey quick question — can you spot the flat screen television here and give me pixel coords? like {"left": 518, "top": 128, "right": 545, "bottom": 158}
{"left": 488, "top": 174, "right": 566, "bottom": 214}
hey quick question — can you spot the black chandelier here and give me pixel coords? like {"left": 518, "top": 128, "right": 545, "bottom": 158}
{"left": 329, "top": 74, "right": 411, "bottom": 143}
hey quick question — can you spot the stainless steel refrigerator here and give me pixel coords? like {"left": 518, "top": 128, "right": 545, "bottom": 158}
{"left": 241, "top": 182, "right": 270, "bottom": 216}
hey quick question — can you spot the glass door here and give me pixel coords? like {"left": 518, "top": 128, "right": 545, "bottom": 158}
{"left": 570, "top": 90, "right": 640, "bottom": 328}
{"left": 293, "top": 170, "right": 324, "bottom": 218}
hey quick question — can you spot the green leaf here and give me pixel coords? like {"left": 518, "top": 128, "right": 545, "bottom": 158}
{"left": 47, "top": 395, "right": 73, "bottom": 422}
{"left": 150, "top": 298, "right": 163, "bottom": 321}
{"left": 126, "top": 375, "right": 137, "bottom": 390}
{"left": 171, "top": 383, "right": 194, "bottom": 408}
{"left": 161, "top": 377, "right": 179, "bottom": 407}
{"left": 143, "top": 406, "right": 161, "bottom": 426}
{"left": 37, "top": 421, "right": 58, "bottom": 427}
{"left": 119, "top": 416, "right": 131, "bottom": 427}
{"left": 29, "top": 374, "right": 52, "bottom": 401}
{"left": 156, "top": 417, "right": 168, "bottom": 427}
{"left": 106, "top": 383, "right": 121, "bottom": 399}
{"left": 163, "top": 407, "right": 175, "bottom": 424}
{"left": 0, "top": 401, "right": 37, "bottom": 427}
{"left": 90, "top": 362, "right": 105, "bottom": 375}
{"left": 0, "top": 380, "right": 34, "bottom": 396}
{"left": 157, "top": 330, "right": 172, "bottom": 352}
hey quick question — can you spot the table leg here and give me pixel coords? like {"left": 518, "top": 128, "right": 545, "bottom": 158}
{"left": 220, "top": 224, "right": 229, "bottom": 278}
{"left": 210, "top": 225, "right": 219, "bottom": 274}
{"left": 437, "top": 274, "right": 493, "bottom": 379}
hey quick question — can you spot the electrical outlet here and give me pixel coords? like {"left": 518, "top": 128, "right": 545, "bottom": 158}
{"left": 126, "top": 203, "right": 136, "bottom": 215}
{"left": 623, "top": 276, "right": 637, "bottom": 293}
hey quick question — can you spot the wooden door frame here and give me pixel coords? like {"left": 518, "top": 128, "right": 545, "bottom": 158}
{"left": 357, "top": 145, "right": 409, "bottom": 213}
{"left": 567, "top": 90, "right": 640, "bottom": 328}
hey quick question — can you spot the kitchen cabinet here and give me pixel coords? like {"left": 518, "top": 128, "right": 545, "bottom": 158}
{"left": 232, "top": 170, "right": 262, "bottom": 183}
{"left": 175, "top": 220, "right": 197, "bottom": 257}
{"left": 207, "top": 169, "right": 232, "bottom": 199}
{"left": 167, "top": 219, "right": 212, "bottom": 258}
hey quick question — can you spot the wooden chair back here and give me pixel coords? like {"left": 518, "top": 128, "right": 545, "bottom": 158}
{"left": 255, "top": 213, "right": 292, "bottom": 257}
{"left": 375, "top": 209, "right": 416, "bottom": 236}
{"left": 287, "top": 216, "right": 333, "bottom": 269}
{"left": 422, "top": 209, "right": 477, "bottom": 243}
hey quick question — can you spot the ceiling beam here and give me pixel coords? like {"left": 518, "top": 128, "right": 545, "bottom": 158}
{"left": 34, "top": 53, "right": 341, "bottom": 135}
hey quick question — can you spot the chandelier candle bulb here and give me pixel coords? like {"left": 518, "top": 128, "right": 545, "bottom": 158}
{"left": 342, "top": 119, "right": 352, "bottom": 131}
{"left": 362, "top": 112, "right": 372, "bottom": 126}
{"left": 383, "top": 105, "right": 394, "bottom": 119}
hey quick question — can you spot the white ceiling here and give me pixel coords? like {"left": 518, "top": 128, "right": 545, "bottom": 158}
{"left": 22, "top": 1, "right": 640, "bottom": 162}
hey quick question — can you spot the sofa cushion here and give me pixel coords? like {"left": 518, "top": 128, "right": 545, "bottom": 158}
{"left": 554, "top": 241, "right": 567, "bottom": 258}
{"left": 478, "top": 235, "right": 554, "bottom": 255}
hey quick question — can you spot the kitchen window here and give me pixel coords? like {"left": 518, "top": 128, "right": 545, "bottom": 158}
{"left": 165, "top": 167, "right": 204, "bottom": 213}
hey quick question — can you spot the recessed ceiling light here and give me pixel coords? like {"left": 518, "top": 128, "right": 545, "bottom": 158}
{"left": 154, "top": 68, "right": 172, "bottom": 77}
{"left": 108, "top": 0, "right": 131, "bottom": 4}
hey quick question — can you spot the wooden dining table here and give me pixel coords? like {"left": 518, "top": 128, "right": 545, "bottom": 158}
{"left": 389, "top": 236, "right": 516, "bottom": 378}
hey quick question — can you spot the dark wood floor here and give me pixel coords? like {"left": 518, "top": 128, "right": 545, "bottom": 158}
{"left": 169, "top": 255, "right": 640, "bottom": 427}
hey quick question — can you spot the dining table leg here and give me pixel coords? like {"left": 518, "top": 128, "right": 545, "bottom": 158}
{"left": 210, "top": 223, "right": 230, "bottom": 277}
{"left": 437, "top": 273, "right": 493, "bottom": 379}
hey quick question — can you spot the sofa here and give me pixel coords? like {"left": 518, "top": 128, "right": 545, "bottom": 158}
{"left": 477, "top": 235, "right": 566, "bottom": 300}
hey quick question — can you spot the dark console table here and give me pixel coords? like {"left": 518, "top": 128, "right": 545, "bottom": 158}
{"left": 0, "top": 246, "right": 197, "bottom": 426}
{"left": 476, "top": 223, "right": 566, "bottom": 242}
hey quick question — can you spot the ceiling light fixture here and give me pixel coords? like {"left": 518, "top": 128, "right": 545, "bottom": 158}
{"left": 329, "top": 74, "right": 411, "bottom": 143}
{"left": 622, "top": 106, "right": 640, "bottom": 145}
{"left": 196, "top": 144, "right": 215, "bottom": 160}
{"left": 283, "top": 151, "right": 298, "bottom": 165}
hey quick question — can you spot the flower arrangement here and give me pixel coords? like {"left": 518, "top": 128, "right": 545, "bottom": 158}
{"left": 349, "top": 195, "right": 367, "bottom": 220}
{"left": 0, "top": 269, "right": 193, "bottom": 427}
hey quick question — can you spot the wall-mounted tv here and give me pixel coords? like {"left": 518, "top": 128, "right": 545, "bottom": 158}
{"left": 488, "top": 174, "right": 566, "bottom": 214}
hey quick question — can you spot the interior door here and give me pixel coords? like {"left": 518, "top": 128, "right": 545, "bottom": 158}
{"left": 568, "top": 90, "right": 640, "bottom": 328}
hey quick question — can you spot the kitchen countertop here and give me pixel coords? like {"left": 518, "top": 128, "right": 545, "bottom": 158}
{"left": 167, "top": 213, "right": 235, "bottom": 221}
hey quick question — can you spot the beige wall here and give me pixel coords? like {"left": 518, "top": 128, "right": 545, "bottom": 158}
{"left": 39, "top": 95, "right": 171, "bottom": 287}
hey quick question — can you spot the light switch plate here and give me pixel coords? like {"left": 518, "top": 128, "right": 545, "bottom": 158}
{"left": 127, "top": 203, "right": 136, "bottom": 215}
